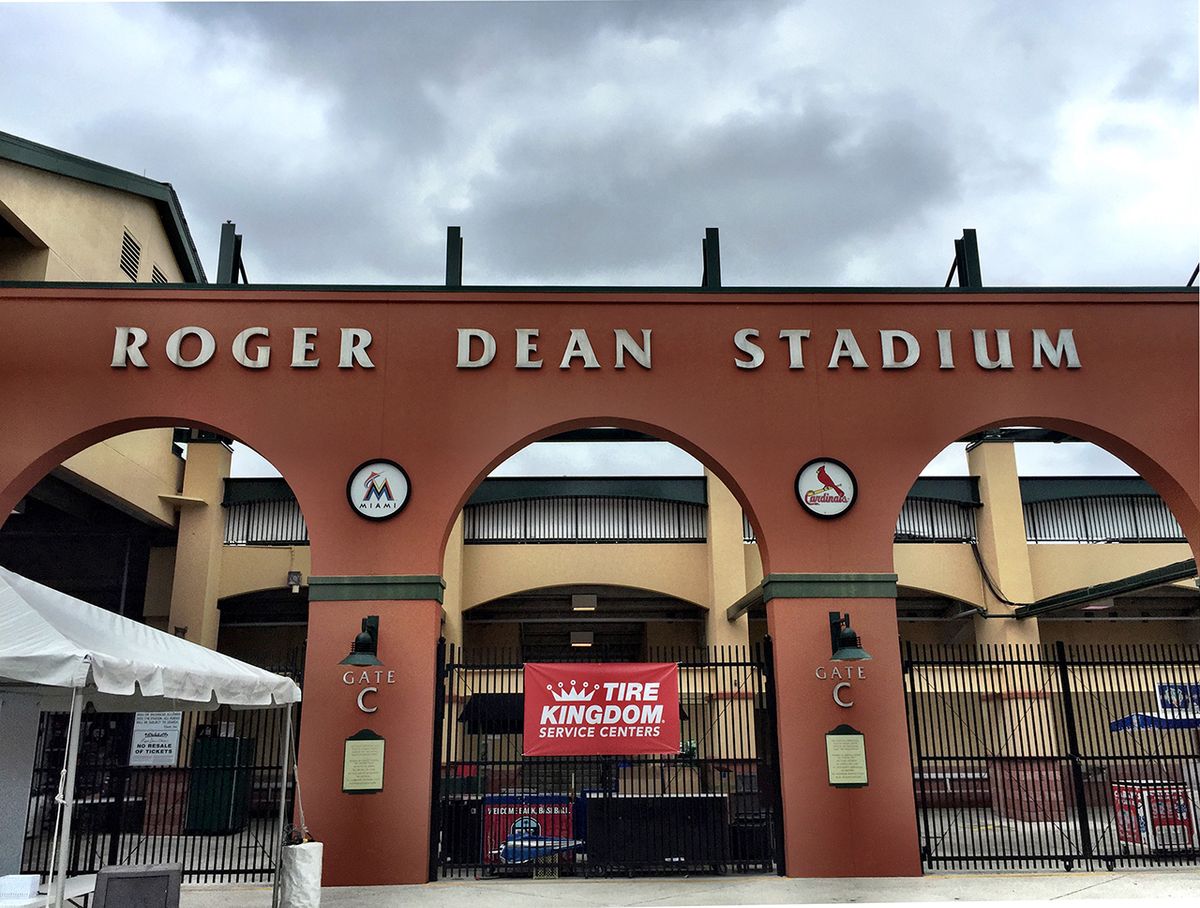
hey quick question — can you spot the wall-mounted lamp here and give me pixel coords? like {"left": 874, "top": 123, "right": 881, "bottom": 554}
{"left": 570, "top": 631, "right": 594, "bottom": 648}
{"left": 829, "top": 612, "right": 872, "bottom": 661}
{"left": 340, "top": 615, "right": 382, "bottom": 666}
{"left": 172, "top": 625, "right": 188, "bottom": 639}
{"left": 286, "top": 571, "right": 303, "bottom": 594}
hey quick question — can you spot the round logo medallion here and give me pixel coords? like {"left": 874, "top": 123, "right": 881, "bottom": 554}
{"left": 347, "top": 460, "right": 410, "bottom": 521}
{"left": 795, "top": 458, "right": 856, "bottom": 518}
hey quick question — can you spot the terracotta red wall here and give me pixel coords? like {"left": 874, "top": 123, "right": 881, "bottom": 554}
{"left": 0, "top": 286, "right": 1195, "bottom": 883}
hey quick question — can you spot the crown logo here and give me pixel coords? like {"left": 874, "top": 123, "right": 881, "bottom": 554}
{"left": 547, "top": 680, "right": 597, "bottom": 703}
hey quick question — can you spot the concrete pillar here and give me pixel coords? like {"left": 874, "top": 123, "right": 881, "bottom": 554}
{"left": 704, "top": 469, "right": 751, "bottom": 649}
{"left": 764, "top": 574, "right": 921, "bottom": 876}
{"left": 966, "top": 442, "right": 1066, "bottom": 817}
{"left": 0, "top": 692, "right": 41, "bottom": 874}
{"left": 298, "top": 575, "right": 445, "bottom": 885}
{"left": 967, "top": 441, "right": 1040, "bottom": 646}
{"left": 441, "top": 514, "right": 465, "bottom": 648}
{"left": 167, "top": 442, "right": 231, "bottom": 649}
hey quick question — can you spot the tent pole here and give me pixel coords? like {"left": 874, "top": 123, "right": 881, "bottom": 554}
{"left": 52, "top": 687, "right": 83, "bottom": 908}
{"left": 271, "top": 703, "right": 293, "bottom": 908}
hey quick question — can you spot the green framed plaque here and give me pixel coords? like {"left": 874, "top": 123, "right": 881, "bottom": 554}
{"left": 825, "top": 723, "right": 867, "bottom": 788}
{"left": 343, "top": 729, "right": 385, "bottom": 794}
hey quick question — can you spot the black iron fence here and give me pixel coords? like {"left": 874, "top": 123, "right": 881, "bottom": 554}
{"left": 22, "top": 658, "right": 302, "bottom": 883}
{"left": 430, "top": 640, "right": 783, "bottom": 878}
{"left": 904, "top": 641, "right": 1200, "bottom": 870}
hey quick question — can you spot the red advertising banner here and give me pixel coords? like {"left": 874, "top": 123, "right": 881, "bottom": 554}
{"left": 523, "top": 662, "right": 681, "bottom": 756}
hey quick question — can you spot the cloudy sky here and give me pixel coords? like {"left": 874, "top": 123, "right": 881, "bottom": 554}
{"left": 3, "top": 1, "right": 1194, "bottom": 477}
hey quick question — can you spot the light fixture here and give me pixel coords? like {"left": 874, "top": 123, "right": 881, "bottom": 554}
{"left": 570, "top": 631, "right": 594, "bottom": 648}
{"left": 287, "top": 570, "right": 302, "bottom": 594}
{"left": 572, "top": 594, "right": 597, "bottom": 612}
{"left": 829, "top": 611, "right": 872, "bottom": 661}
{"left": 340, "top": 615, "right": 382, "bottom": 666}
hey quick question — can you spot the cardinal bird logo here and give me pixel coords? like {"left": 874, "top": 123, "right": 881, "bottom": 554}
{"left": 815, "top": 464, "right": 845, "bottom": 497}
{"left": 802, "top": 460, "right": 852, "bottom": 510}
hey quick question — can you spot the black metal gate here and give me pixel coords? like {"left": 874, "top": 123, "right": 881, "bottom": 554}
{"left": 22, "top": 656, "right": 302, "bottom": 882}
{"left": 904, "top": 641, "right": 1200, "bottom": 871}
{"left": 430, "top": 639, "right": 783, "bottom": 878}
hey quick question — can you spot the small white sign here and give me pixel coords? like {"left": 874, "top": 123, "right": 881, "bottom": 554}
{"left": 796, "top": 458, "right": 857, "bottom": 518}
{"left": 347, "top": 460, "right": 410, "bottom": 521}
{"left": 129, "top": 711, "right": 182, "bottom": 766}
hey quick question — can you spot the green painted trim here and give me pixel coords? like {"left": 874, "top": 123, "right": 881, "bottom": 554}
{"left": 1014, "top": 558, "right": 1197, "bottom": 619}
{"left": 309, "top": 575, "right": 445, "bottom": 603}
{"left": 726, "top": 585, "right": 764, "bottom": 621}
{"left": 762, "top": 573, "right": 899, "bottom": 601}
{"left": 0, "top": 131, "right": 206, "bottom": 282}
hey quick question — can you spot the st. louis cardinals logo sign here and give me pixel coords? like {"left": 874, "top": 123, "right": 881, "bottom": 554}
{"left": 796, "top": 458, "right": 857, "bottom": 518}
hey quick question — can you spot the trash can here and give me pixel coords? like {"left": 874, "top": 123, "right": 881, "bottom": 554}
{"left": 1112, "top": 780, "right": 1196, "bottom": 851}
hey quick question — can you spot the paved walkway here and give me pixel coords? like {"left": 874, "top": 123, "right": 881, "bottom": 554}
{"left": 179, "top": 868, "right": 1197, "bottom": 906}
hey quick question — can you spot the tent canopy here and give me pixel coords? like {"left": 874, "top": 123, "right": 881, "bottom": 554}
{"left": 0, "top": 566, "right": 300, "bottom": 711}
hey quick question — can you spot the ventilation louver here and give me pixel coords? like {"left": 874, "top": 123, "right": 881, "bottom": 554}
{"left": 120, "top": 229, "right": 141, "bottom": 281}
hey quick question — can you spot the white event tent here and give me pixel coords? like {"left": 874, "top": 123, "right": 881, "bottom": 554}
{"left": 0, "top": 565, "right": 301, "bottom": 907}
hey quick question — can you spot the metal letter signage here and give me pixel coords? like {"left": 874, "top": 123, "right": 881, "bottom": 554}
{"left": 523, "top": 662, "right": 682, "bottom": 756}
{"left": 346, "top": 460, "right": 410, "bottom": 520}
{"left": 796, "top": 458, "right": 857, "bottom": 518}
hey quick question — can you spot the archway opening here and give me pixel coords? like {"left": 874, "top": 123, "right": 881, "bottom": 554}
{"left": 441, "top": 425, "right": 766, "bottom": 657}
{"left": 0, "top": 423, "right": 309, "bottom": 881}
{"left": 894, "top": 425, "right": 1197, "bottom": 648}
{"left": 432, "top": 426, "right": 781, "bottom": 879}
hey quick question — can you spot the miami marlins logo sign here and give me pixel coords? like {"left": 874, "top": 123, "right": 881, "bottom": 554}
{"left": 796, "top": 458, "right": 856, "bottom": 518}
{"left": 347, "top": 459, "right": 410, "bottom": 520}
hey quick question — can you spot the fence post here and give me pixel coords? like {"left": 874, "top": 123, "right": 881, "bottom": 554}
{"left": 902, "top": 641, "right": 932, "bottom": 868}
{"left": 427, "top": 637, "right": 448, "bottom": 882}
{"left": 1054, "top": 640, "right": 1094, "bottom": 868}
{"left": 761, "top": 635, "right": 787, "bottom": 876}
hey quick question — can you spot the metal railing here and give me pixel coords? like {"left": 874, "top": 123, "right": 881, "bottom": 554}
{"left": 224, "top": 499, "right": 308, "bottom": 546}
{"left": 1024, "top": 496, "right": 1186, "bottom": 543}
{"left": 463, "top": 497, "right": 707, "bottom": 544}
{"left": 904, "top": 641, "right": 1200, "bottom": 870}
{"left": 743, "top": 498, "right": 979, "bottom": 544}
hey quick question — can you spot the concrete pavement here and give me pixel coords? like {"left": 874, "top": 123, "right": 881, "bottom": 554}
{"left": 179, "top": 868, "right": 1198, "bottom": 906}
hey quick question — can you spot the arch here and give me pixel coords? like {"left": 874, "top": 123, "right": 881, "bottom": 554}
{"left": 0, "top": 414, "right": 319, "bottom": 550}
{"left": 437, "top": 414, "right": 771, "bottom": 570}
{"left": 461, "top": 577, "right": 709, "bottom": 614}
{"left": 880, "top": 413, "right": 1200, "bottom": 568}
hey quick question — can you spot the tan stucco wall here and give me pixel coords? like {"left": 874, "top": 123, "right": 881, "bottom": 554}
{"left": 894, "top": 544, "right": 985, "bottom": 606}
{"left": 59, "top": 429, "right": 182, "bottom": 527}
{"left": 0, "top": 158, "right": 184, "bottom": 282}
{"left": 1028, "top": 543, "right": 1195, "bottom": 599}
{"left": 218, "top": 544, "right": 312, "bottom": 599}
{"left": 460, "top": 542, "right": 710, "bottom": 610}
{"left": 142, "top": 546, "right": 176, "bottom": 628}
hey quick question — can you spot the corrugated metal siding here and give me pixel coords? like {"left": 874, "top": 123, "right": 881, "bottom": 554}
{"left": 224, "top": 499, "right": 309, "bottom": 545}
{"left": 1024, "top": 495, "right": 1185, "bottom": 542}
{"left": 463, "top": 496, "right": 706, "bottom": 543}
{"left": 743, "top": 499, "right": 978, "bottom": 543}
{"left": 895, "top": 499, "right": 978, "bottom": 542}
{"left": 223, "top": 492, "right": 1182, "bottom": 546}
